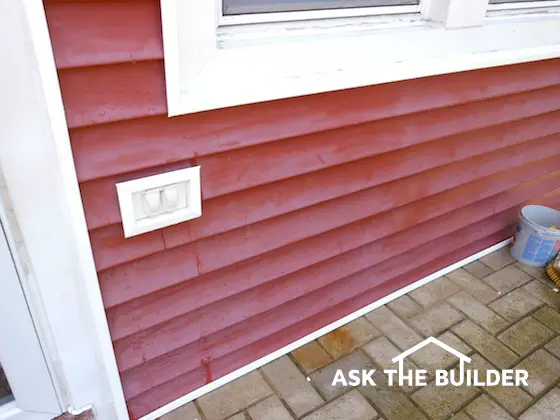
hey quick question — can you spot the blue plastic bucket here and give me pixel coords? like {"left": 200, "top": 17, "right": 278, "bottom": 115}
{"left": 511, "top": 205, "right": 560, "bottom": 267}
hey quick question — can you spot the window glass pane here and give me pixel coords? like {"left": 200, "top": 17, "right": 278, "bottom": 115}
{"left": 223, "top": 0, "right": 420, "bottom": 15}
{"left": 490, "top": 0, "right": 552, "bottom": 3}
{"left": 0, "top": 363, "right": 14, "bottom": 406}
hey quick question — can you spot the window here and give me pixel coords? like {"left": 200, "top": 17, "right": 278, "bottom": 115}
{"left": 488, "top": 0, "right": 560, "bottom": 11}
{"left": 160, "top": 0, "right": 560, "bottom": 116}
{"left": 223, "top": 0, "right": 419, "bottom": 15}
{"left": 487, "top": 1, "right": 560, "bottom": 14}
{"left": 490, "top": 0, "right": 552, "bottom": 3}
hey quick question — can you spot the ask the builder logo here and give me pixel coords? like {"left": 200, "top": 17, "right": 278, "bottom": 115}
{"left": 331, "top": 337, "right": 529, "bottom": 388}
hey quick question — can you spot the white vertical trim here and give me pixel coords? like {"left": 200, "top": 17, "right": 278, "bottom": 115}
{"left": 446, "top": 0, "right": 489, "bottom": 27}
{"left": 139, "top": 238, "right": 512, "bottom": 420}
{"left": 422, "top": 0, "right": 490, "bottom": 28}
{"left": 0, "top": 1, "right": 128, "bottom": 419}
{"left": 161, "top": 0, "right": 218, "bottom": 116}
{"left": 160, "top": 0, "right": 182, "bottom": 118}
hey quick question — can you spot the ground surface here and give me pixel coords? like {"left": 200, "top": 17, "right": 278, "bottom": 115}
{"left": 161, "top": 248, "right": 560, "bottom": 420}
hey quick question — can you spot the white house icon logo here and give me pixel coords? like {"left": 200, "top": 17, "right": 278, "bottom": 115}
{"left": 331, "top": 337, "right": 529, "bottom": 388}
{"left": 388, "top": 337, "right": 471, "bottom": 387}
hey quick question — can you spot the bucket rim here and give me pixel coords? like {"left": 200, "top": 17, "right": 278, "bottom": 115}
{"left": 520, "top": 205, "right": 560, "bottom": 234}
{"left": 521, "top": 204, "right": 560, "bottom": 212}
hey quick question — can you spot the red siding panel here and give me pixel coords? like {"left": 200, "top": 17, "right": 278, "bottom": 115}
{"left": 106, "top": 156, "right": 560, "bottom": 339}
{"left": 43, "top": 0, "right": 560, "bottom": 418}
{"left": 82, "top": 111, "right": 560, "bottom": 231}
{"left": 46, "top": 0, "right": 163, "bottom": 69}
{"left": 92, "top": 134, "right": 559, "bottom": 272}
{"left": 126, "top": 221, "right": 517, "bottom": 418}
{"left": 99, "top": 134, "right": 560, "bottom": 308}
{"left": 70, "top": 76, "right": 560, "bottom": 181}
{"left": 195, "top": 88, "right": 560, "bottom": 199}
{"left": 58, "top": 61, "right": 167, "bottom": 128}
{"left": 112, "top": 171, "right": 560, "bottom": 373}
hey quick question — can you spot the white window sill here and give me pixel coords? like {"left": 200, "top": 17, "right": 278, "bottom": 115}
{"left": 165, "top": 10, "right": 560, "bottom": 116}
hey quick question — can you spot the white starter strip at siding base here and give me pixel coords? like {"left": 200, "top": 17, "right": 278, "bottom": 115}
{"left": 139, "top": 238, "right": 513, "bottom": 420}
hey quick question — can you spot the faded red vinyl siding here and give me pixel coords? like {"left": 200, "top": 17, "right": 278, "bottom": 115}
{"left": 43, "top": 0, "right": 560, "bottom": 418}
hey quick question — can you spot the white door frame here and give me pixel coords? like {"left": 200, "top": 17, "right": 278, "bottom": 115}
{"left": 0, "top": 209, "right": 61, "bottom": 420}
{"left": 0, "top": 1, "right": 128, "bottom": 419}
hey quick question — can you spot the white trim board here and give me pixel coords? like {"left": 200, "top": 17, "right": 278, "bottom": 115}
{"left": 0, "top": 1, "right": 128, "bottom": 419}
{"left": 139, "top": 238, "right": 512, "bottom": 420}
{"left": 162, "top": 0, "right": 560, "bottom": 116}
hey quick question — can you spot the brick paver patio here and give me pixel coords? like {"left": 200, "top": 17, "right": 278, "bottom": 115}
{"left": 161, "top": 248, "right": 560, "bottom": 420}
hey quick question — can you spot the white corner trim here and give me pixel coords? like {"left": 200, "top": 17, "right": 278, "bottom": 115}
{"left": 162, "top": 0, "right": 560, "bottom": 116}
{"left": 0, "top": 1, "right": 128, "bottom": 419}
{"left": 421, "top": 0, "right": 488, "bottom": 28}
{"left": 139, "top": 238, "right": 512, "bottom": 420}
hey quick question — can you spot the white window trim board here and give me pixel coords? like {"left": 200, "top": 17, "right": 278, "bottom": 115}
{"left": 161, "top": 0, "right": 560, "bottom": 117}
{"left": 0, "top": 1, "right": 128, "bottom": 419}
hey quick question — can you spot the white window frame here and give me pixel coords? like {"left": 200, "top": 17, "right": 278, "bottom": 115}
{"left": 161, "top": 0, "right": 560, "bottom": 116}
{"left": 488, "top": 0, "right": 560, "bottom": 12}
{"left": 218, "top": 1, "right": 422, "bottom": 25}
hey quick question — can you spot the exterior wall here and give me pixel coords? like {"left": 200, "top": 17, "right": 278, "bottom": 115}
{"left": 44, "top": 0, "right": 560, "bottom": 418}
